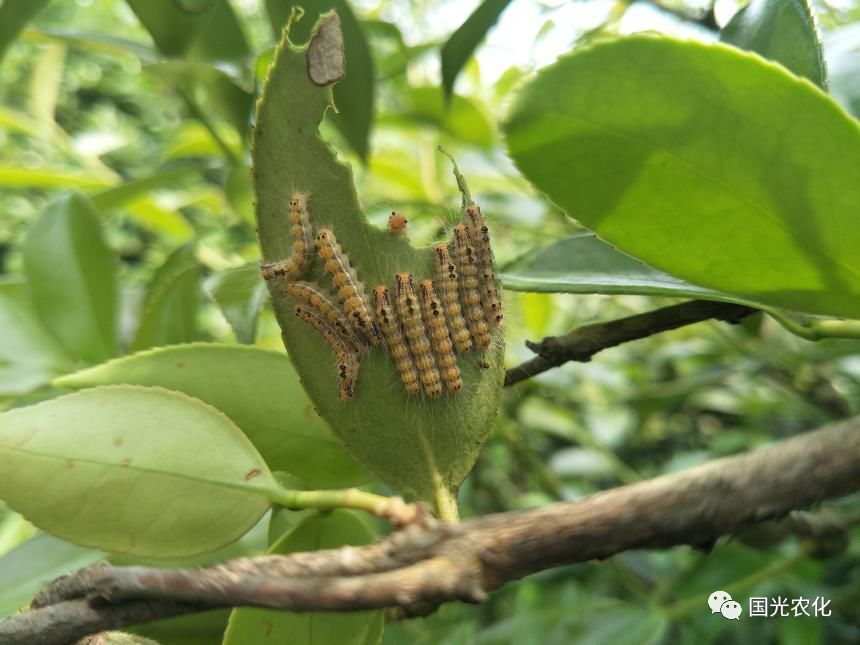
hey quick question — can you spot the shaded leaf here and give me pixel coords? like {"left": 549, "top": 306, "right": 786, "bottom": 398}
{"left": 254, "top": 18, "right": 503, "bottom": 507}
{"left": 0, "top": 279, "right": 70, "bottom": 396}
{"left": 22, "top": 193, "right": 118, "bottom": 363}
{"left": 125, "top": 0, "right": 250, "bottom": 73}
{"left": 130, "top": 244, "right": 201, "bottom": 352}
{"left": 386, "top": 87, "right": 494, "bottom": 147}
{"left": 54, "top": 344, "right": 369, "bottom": 489}
{"left": 504, "top": 37, "right": 860, "bottom": 319}
{"left": 0, "top": 0, "right": 52, "bottom": 63}
{"left": 501, "top": 232, "right": 753, "bottom": 306}
{"left": 441, "top": 0, "right": 513, "bottom": 98}
{"left": 266, "top": 1, "right": 375, "bottom": 159}
{"left": 0, "top": 385, "right": 274, "bottom": 557}
{"left": 721, "top": 0, "right": 826, "bottom": 89}
{"left": 0, "top": 533, "right": 102, "bottom": 618}
{"left": 204, "top": 264, "right": 267, "bottom": 344}
{"left": 223, "top": 510, "right": 383, "bottom": 645}
{"left": 145, "top": 61, "right": 253, "bottom": 145}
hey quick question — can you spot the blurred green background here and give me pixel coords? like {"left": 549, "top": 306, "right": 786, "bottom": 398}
{"left": 1, "top": 0, "right": 860, "bottom": 643}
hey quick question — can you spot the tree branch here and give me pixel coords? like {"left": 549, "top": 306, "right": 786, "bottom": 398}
{"left": 505, "top": 299, "right": 755, "bottom": 386}
{"left": 4, "top": 417, "right": 859, "bottom": 645}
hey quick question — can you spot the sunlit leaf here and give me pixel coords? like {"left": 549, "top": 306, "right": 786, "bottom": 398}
{"left": 0, "top": 385, "right": 275, "bottom": 557}
{"left": 721, "top": 0, "right": 826, "bottom": 88}
{"left": 223, "top": 510, "right": 383, "bottom": 645}
{"left": 0, "top": 165, "right": 110, "bottom": 190}
{"left": 504, "top": 37, "right": 860, "bottom": 319}
{"left": 54, "top": 344, "right": 369, "bottom": 489}
{"left": 22, "top": 193, "right": 118, "bottom": 363}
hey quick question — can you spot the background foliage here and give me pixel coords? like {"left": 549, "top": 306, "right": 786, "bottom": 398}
{"left": 1, "top": 0, "right": 860, "bottom": 643}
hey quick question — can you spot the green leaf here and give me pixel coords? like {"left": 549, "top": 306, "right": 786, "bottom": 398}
{"left": 0, "top": 0, "right": 52, "bottom": 63}
{"left": 0, "top": 164, "right": 111, "bottom": 190}
{"left": 0, "top": 279, "right": 70, "bottom": 396}
{"left": 504, "top": 37, "right": 860, "bottom": 320}
{"left": 721, "top": 0, "right": 827, "bottom": 89}
{"left": 125, "top": 0, "right": 250, "bottom": 71}
{"left": 131, "top": 610, "right": 232, "bottom": 645}
{"left": 90, "top": 166, "right": 202, "bottom": 211}
{"left": 441, "top": 0, "right": 513, "bottom": 98}
{"left": 223, "top": 510, "right": 383, "bottom": 645}
{"left": 204, "top": 264, "right": 267, "bottom": 344}
{"left": 386, "top": 87, "right": 494, "bottom": 147}
{"left": 145, "top": 61, "right": 253, "bottom": 144}
{"left": 0, "top": 533, "right": 102, "bottom": 618}
{"left": 254, "top": 17, "right": 504, "bottom": 508}
{"left": 54, "top": 344, "right": 369, "bottom": 489}
{"left": 27, "top": 41, "right": 65, "bottom": 127}
{"left": 0, "top": 385, "right": 274, "bottom": 557}
{"left": 501, "top": 232, "right": 753, "bottom": 306}
{"left": 266, "top": 1, "right": 375, "bottom": 160}
{"left": 22, "top": 193, "right": 118, "bottom": 363}
{"left": 130, "top": 244, "right": 201, "bottom": 352}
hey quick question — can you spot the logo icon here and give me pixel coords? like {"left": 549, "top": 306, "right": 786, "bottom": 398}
{"left": 708, "top": 591, "right": 742, "bottom": 620}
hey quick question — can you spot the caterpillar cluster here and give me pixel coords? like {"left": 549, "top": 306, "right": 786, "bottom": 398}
{"left": 261, "top": 192, "right": 502, "bottom": 400}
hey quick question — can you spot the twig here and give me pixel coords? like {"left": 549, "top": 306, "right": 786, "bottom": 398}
{"left": 5, "top": 417, "right": 859, "bottom": 645}
{"left": 505, "top": 300, "right": 755, "bottom": 386}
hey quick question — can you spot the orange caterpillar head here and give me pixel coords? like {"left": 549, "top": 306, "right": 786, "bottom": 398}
{"left": 388, "top": 211, "right": 408, "bottom": 235}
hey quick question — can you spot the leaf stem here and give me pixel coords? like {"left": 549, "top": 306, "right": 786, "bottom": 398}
{"left": 266, "top": 486, "right": 421, "bottom": 527}
{"left": 766, "top": 310, "right": 860, "bottom": 341}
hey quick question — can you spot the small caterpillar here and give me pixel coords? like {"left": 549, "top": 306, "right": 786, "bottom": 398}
{"left": 260, "top": 192, "right": 314, "bottom": 284}
{"left": 395, "top": 272, "right": 442, "bottom": 399}
{"left": 316, "top": 228, "right": 382, "bottom": 346}
{"left": 294, "top": 304, "right": 358, "bottom": 400}
{"left": 286, "top": 281, "right": 365, "bottom": 352}
{"left": 419, "top": 279, "right": 462, "bottom": 393}
{"left": 388, "top": 211, "right": 408, "bottom": 235}
{"left": 451, "top": 225, "right": 491, "bottom": 350}
{"left": 464, "top": 203, "right": 503, "bottom": 327}
{"left": 373, "top": 285, "right": 420, "bottom": 395}
{"left": 433, "top": 244, "right": 472, "bottom": 354}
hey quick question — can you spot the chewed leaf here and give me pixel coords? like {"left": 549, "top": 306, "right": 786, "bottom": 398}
{"left": 254, "top": 14, "right": 504, "bottom": 511}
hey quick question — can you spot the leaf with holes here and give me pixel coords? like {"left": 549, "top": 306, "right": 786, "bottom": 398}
{"left": 254, "top": 14, "right": 504, "bottom": 514}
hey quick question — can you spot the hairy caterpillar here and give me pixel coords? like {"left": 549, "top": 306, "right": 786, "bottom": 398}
{"left": 294, "top": 304, "right": 358, "bottom": 400}
{"left": 373, "top": 285, "right": 420, "bottom": 395}
{"left": 395, "top": 272, "right": 442, "bottom": 399}
{"left": 286, "top": 281, "right": 365, "bottom": 352}
{"left": 433, "top": 244, "right": 472, "bottom": 354}
{"left": 464, "top": 203, "right": 503, "bottom": 327}
{"left": 316, "top": 228, "right": 382, "bottom": 346}
{"left": 419, "top": 279, "right": 462, "bottom": 393}
{"left": 451, "top": 224, "right": 491, "bottom": 350}
{"left": 260, "top": 192, "right": 314, "bottom": 284}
